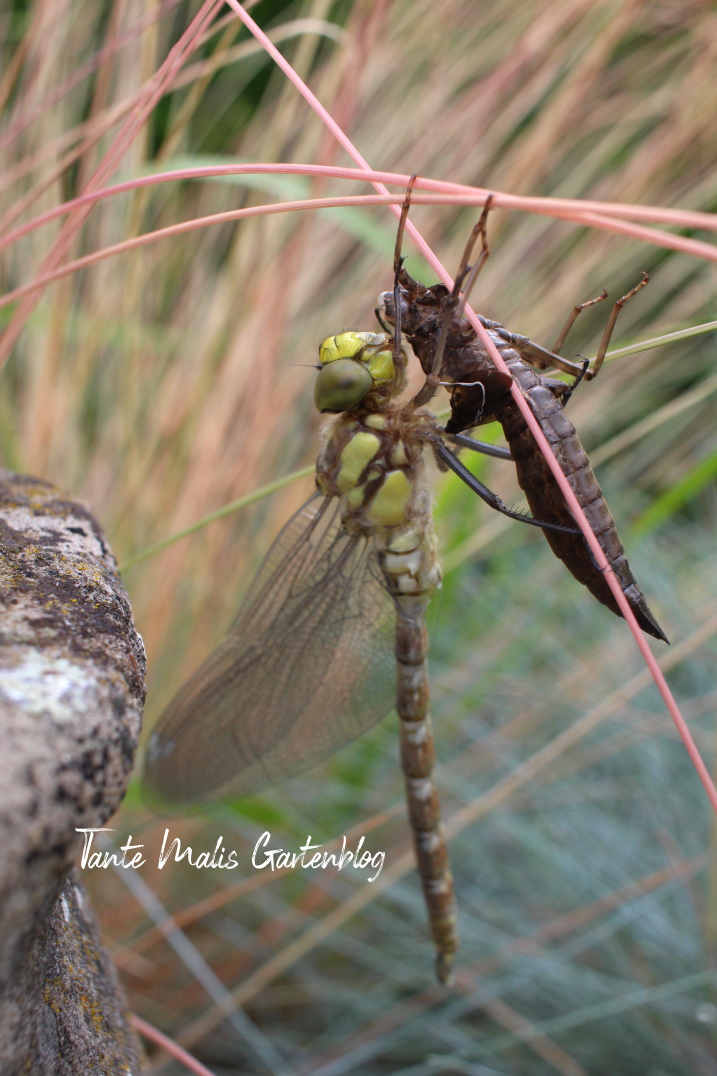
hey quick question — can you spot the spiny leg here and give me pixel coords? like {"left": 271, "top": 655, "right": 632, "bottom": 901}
{"left": 391, "top": 174, "right": 419, "bottom": 370}
{"left": 411, "top": 196, "right": 494, "bottom": 409}
{"left": 433, "top": 441, "right": 580, "bottom": 535}
{"left": 560, "top": 357, "right": 591, "bottom": 408}
{"left": 589, "top": 271, "right": 649, "bottom": 379}
{"left": 494, "top": 328, "right": 588, "bottom": 380}
{"left": 393, "top": 175, "right": 418, "bottom": 279}
{"left": 504, "top": 274, "right": 648, "bottom": 396}
{"left": 447, "top": 431, "right": 513, "bottom": 461}
{"left": 552, "top": 289, "right": 608, "bottom": 355}
{"left": 453, "top": 195, "right": 494, "bottom": 325}
{"left": 430, "top": 196, "right": 494, "bottom": 383}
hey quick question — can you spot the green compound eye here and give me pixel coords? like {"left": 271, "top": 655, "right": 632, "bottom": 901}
{"left": 314, "top": 359, "right": 373, "bottom": 414}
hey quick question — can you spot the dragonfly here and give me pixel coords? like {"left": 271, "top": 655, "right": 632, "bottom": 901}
{"left": 144, "top": 185, "right": 666, "bottom": 982}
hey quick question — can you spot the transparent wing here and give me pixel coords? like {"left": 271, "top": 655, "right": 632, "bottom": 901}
{"left": 144, "top": 494, "right": 397, "bottom": 806}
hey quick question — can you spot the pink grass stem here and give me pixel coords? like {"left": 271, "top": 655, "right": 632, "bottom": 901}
{"left": 130, "top": 1014, "right": 217, "bottom": 1075}
{"left": 4, "top": 165, "right": 717, "bottom": 261}
{"left": 3, "top": 192, "right": 717, "bottom": 313}
{"left": 0, "top": 0, "right": 184, "bottom": 156}
{"left": 0, "top": 0, "right": 223, "bottom": 370}
{"left": 230, "top": 3, "right": 717, "bottom": 814}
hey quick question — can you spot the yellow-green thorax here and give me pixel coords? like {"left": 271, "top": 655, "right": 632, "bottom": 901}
{"left": 314, "top": 330, "right": 441, "bottom": 599}
{"left": 317, "top": 410, "right": 418, "bottom": 530}
{"left": 315, "top": 330, "right": 420, "bottom": 532}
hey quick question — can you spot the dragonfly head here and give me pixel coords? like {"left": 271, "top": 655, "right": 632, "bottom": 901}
{"left": 314, "top": 332, "right": 399, "bottom": 413}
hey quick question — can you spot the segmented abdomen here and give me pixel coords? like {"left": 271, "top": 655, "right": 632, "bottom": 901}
{"left": 497, "top": 355, "right": 667, "bottom": 642}
{"left": 379, "top": 532, "right": 458, "bottom": 981}
{"left": 392, "top": 588, "right": 458, "bottom": 983}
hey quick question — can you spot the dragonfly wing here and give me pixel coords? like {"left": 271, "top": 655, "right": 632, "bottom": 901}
{"left": 144, "top": 495, "right": 397, "bottom": 806}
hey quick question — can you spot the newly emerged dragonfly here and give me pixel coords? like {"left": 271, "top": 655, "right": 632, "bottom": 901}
{"left": 144, "top": 189, "right": 666, "bottom": 981}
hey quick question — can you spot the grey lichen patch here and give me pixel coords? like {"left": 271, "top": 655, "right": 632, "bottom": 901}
{"left": 0, "top": 651, "right": 103, "bottom": 724}
{"left": 0, "top": 470, "right": 146, "bottom": 699}
{"left": 0, "top": 472, "right": 145, "bottom": 1072}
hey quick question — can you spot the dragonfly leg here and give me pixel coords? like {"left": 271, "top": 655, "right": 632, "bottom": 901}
{"left": 446, "top": 431, "right": 513, "bottom": 461}
{"left": 434, "top": 441, "right": 580, "bottom": 535}
{"left": 497, "top": 329, "right": 587, "bottom": 380}
{"left": 374, "top": 305, "right": 392, "bottom": 334}
{"left": 393, "top": 175, "right": 417, "bottom": 282}
{"left": 502, "top": 273, "right": 648, "bottom": 387}
{"left": 559, "top": 357, "right": 591, "bottom": 408}
{"left": 410, "top": 196, "right": 495, "bottom": 410}
{"left": 391, "top": 174, "right": 419, "bottom": 369}
{"left": 589, "top": 271, "right": 649, "bottom": 379}
{"left": 551, "top": 289, "right": 608, "bottom": 355}
{"left": 453, "top": 195, "right": 494, "bottom": 323}
{"left": 431, "top": 197, "right": 495, "bottom": 381}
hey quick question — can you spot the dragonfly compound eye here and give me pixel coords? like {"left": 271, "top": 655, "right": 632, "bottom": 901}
{"left": 314, "top": 358, "right": 374, "bottom": 413}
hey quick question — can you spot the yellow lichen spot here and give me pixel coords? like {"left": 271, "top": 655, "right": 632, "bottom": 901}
{"left": 367, "top": 469, "right": 412, "bottom": 527}
{"left": 364, "top": 414, "right": 387, "bottom": 430}
{"left": 390, "top": 441, "right": 408, "bottom": 466}
{"left": 336, "top": 431, "right": 381, "bottom": 493}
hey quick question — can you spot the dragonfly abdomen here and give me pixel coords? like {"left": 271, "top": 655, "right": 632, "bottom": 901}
{"left": 383, "top": 549, "right": 458, "bottom": 983}
{"left": 394, "top": 594, "right": 458, "bottom": 983}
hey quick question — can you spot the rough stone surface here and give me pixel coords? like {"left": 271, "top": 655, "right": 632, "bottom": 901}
{"left": 0, "top": 471, "right": 146, "bottom": 1073}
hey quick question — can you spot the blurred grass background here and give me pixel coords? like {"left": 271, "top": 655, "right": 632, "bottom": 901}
{"left": 2, "top": 0, "right": 717, "bottom": 1072}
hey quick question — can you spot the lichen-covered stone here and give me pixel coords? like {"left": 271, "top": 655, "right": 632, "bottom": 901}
{"left": 0, "top": 472, "right": 146, "bottom": 1073}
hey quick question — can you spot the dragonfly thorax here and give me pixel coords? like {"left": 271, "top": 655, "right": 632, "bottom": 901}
{"left": 317, "top": 410, "right": 421, "bottom": 530}
{"left": 315, "top": 324, "right": 441, "bottom": 602}
{"left": 316, "top": 409, "right": 440, "bottom": 600}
